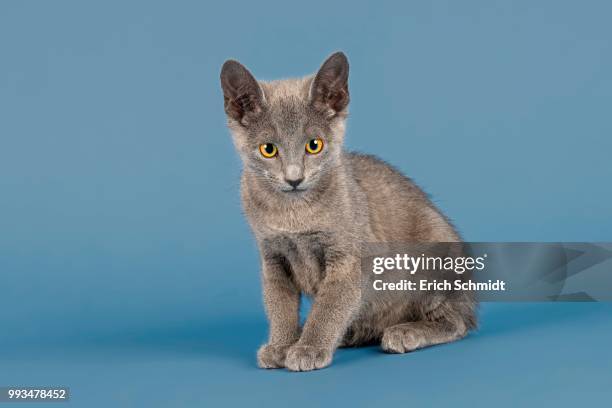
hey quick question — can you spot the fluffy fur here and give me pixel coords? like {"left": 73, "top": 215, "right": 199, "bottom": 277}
{"left": 220, "top": 52, "right": 477, "bottom": 371}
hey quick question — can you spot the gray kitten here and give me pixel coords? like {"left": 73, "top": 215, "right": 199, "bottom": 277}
{"left": 220, "top": 52, "right": 477, "bottom": 371}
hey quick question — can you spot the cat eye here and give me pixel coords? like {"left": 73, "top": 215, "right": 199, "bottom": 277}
{"left": 259, "top": 143, "right": 278, "bottom": 158}
{"left": 305, "top": 138, "right": 324, "bottom": 155}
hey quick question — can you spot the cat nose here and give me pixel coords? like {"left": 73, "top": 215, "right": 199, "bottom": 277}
{"left": 285, "top": 177, "right": 304, "bottom": 188}
{"left": 284, "top": 164, "right": 303, "bottom": 188}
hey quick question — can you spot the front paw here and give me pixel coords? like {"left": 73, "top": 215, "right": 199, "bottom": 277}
{"left": 285, "top": 344, "right": 332, "bottom": 372}
{"left": 257, "top": 344, "right": 291, "bottom": 369}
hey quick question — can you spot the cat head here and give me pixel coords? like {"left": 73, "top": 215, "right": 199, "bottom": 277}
{"left": 220, "top": 52, "right": 349, "bottom": 196}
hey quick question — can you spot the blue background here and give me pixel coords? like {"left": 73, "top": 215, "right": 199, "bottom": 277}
{"left": 1, "top": 1, "right": 611, "bottom": 406}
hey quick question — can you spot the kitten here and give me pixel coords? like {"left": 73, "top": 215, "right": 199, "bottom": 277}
{"left": 220, "top": 52, "right": 477, "bottom": 371}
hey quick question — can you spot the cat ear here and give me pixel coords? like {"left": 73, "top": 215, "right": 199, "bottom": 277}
{"left": 310, "top": 52, "right": 350, "bottom": 116}
{"left": 220, "top": 60, "right": 265, "bottom": 124}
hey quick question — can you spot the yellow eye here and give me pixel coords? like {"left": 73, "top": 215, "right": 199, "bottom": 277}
{"left": 259, "top": 143, "right": 278, "bottom": 158}
{"left": 305, "top": 138, "right": 324, "bottom": 155}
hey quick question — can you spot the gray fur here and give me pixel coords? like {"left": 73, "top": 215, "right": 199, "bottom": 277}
{"left": 220, "top": 52, "right": 477, "bottom": 371}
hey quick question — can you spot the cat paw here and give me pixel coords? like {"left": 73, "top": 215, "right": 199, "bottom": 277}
{"left": 257, "top": 344, "right": 291, "bottom": 369}
{"left": 381, "top": 326, "right": 420, "bottom": 354}
{"left": 285, "top": 345, "right": 332, "bottom": 372}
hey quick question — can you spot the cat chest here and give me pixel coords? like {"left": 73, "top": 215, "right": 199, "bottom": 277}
{"left": 265, "top": 232, "right": 331, "bottom": 296}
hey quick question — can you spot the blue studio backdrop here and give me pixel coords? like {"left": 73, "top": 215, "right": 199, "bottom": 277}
{"left": 1, "top": 1, "right": 611, "bottom": 407}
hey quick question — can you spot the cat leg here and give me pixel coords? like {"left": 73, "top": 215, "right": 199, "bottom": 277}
{"left": 285, "top": 256, "right": 361, "bottom": 371}
{"left": 381, "top": 314, "right": 467, "bottom": 354}
{"left": 257, "top": 256, "right": 301, "bottom": 369}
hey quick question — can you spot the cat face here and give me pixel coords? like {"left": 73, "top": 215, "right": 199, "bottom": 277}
{"left": 220, "top": 52, "right": 349, "bottom": 196}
